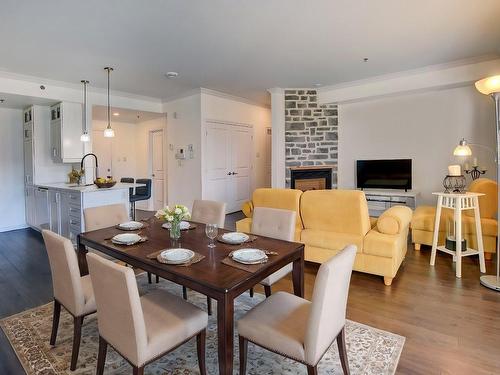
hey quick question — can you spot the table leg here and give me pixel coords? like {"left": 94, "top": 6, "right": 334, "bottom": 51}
{"left": 77, "top": 236, "right": 89, "bottom": 277}
{"left": 473, "top": 197, "right": 486, "bottom": 273}
{"left": 292, "top": 249, "right": 305, "bottom": 298}
{"left": 430, "top": 196, "right": 443, "bottom": 266}
{"left": 455, "top": 201, "right": 462, "bottom": 278}
{"left": 217, "top": 294, "right": 234, "bottom": 375}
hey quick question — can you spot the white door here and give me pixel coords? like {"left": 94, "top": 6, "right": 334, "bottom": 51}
{"left": 150, "top": 130, "right": 165, "bottom": 210}
{"left": 205, "top": 122, "right": 253, "bottom": 213}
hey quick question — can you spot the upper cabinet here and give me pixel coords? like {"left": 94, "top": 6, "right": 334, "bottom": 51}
{"left": 50, "top": 102, "right": 84, "bottom": 163}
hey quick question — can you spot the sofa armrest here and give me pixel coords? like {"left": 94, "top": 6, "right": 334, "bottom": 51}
{"left": 241, "top": 201, "right": 254, "bottom": 218}
{"left": 377, "top": 206, "right": 413, "bottom": 235}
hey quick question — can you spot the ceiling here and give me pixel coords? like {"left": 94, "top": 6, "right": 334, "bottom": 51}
{"left": 0, "top": 92, "right": 58, "bottom": 109}
{"left": 1, "top": 0, "right": 499, "bottom": 106}
{"left": 92, "top": 105, "right": 164, "bottom": 124}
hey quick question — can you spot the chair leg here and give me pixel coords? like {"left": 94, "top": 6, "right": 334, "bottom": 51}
{"left": 49, "top": 299, "right": 61, "bottom": 346}
{"left": 336, "top": 327, "right": 350, "bottom": 375}
{"left": 206, "top": 296, "right": 212, "bottom": 316}
{"left": 183, "top": 286, "right": 188, "bottom": 300}
{"left": 96, "top": 336, "right": 108, "bottom": 375}
{"left": 307, "top": 365, "right": 318, "bottom": 375}
{"left": 155, "top": 274, "right": 160, "bottom": 283}
{"left": 249, "top": 288, "right": 254, "bottom": 298}
{"left": 131, "top": 202, "right": 136, "bottom": 221}
{"left": 70, "top": 316, "right": 84, "bottom": 371}
{"left": 197, "top": 330, "right": 207, "bottom": 375}
{"left": 414, "top": 243, "right": 421, "bottom": 251}
{"left": 239, "top": 336, "right": 248, "bottom": 375}
{"left": 147, "top": 272, "right": 152, "bottom": 284}
{"left": 133, "top": 366, "right": 144, "bottom": 375}
{"left": 264, "top": 285, "right": 272, "bottom": 298}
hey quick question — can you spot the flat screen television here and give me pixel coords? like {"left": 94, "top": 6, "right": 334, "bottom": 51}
{"left": 356, "top": 159, "right": 412, "bottom": 191}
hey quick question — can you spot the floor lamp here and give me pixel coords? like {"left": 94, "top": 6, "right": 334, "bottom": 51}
{"left": 475, "top": 75, "right": 500, "bottom": 292}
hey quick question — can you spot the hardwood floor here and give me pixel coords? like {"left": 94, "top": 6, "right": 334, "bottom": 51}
{"left": 0, "top": 219, "right": 499, "bottom": 374}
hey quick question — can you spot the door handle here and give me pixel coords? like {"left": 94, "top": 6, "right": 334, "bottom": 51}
{"left": 227, "top": 172, "right": 232, "bottom": 175}
{"left": 152, "top": 174, "right": 155, "bottom": 177}
{"left": 232, "top": 172, "right": 238, "bottom": 175}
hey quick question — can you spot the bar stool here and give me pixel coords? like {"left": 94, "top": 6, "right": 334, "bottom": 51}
{"left": 120, "top": 177, "right": 135, "bottom": 218}
{"left": 130, "top": 178, "right": 152, "bottom": 220}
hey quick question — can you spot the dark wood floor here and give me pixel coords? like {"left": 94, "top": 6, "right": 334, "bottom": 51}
{"left": 1, "top": 213, "right": 499, "bottom": 374}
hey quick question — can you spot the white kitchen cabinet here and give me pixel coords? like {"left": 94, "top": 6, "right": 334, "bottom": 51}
{"left": 25, "top": 185, "right": 36, "bottom": 228}
{"left": 50, "top": 102, "right": 84, "bottom": 163}
{"left": 34, "top": 187, "right": 50, "bottom": 230}
{"left": 49, "top": 190, "right": 61, "bottom": 233}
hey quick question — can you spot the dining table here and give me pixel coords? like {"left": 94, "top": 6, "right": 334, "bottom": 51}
{"left": 76, "top": 217, "right": 305, "bottom": 375}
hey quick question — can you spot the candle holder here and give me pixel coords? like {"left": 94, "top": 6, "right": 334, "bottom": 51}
{"left": 443, "top": 175, "right": 466, "bottom": 193}
{"left": 464, "top": 166, "right": 486, "bottom": 180}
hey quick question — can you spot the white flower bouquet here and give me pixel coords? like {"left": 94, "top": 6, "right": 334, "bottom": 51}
{"left": 155, "top": 205, "right": 191, "bottom": 239}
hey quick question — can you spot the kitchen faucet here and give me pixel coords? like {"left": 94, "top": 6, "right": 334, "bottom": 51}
{"left": 81, "top": 153, "right": 99, "bottom": 182}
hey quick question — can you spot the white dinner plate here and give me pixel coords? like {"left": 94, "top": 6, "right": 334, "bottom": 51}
{"left": 221, "top": 232, "right": 249, "bottom": 244}
{"left": 160, "top": 248, "right": 195, "bottom": 264}
{"left": 162, "top": 221, "right": 190, "bottom": 230}
{"left": 231, "top": 248, "right": 268, "bottom": 264}
{"left": 118, "top": 221, "right": 144, "bottom": 230}
{"left": 111, "top": 233, "right": 142, "bottom": 245}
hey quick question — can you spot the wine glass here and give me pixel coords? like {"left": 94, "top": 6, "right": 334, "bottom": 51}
{"left": 205, "top": 223, "right": 218, "bottom": 248}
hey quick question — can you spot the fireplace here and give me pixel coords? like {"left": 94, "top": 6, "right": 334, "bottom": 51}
{"left": 290, "top": 166, "right": 333, "bottom": 191}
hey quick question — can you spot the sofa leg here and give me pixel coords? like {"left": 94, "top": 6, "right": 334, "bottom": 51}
{"left": 414, "top": 243, "right": 421, "bottom": 251}
{"left": 384, "top": 277, "right": 393, "bottom": 286}
{"left": 485, "top": 252, "right": 492, "bottom": 261}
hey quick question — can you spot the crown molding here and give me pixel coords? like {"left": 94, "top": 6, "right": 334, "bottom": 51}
{"left": 200, "top": 87, "right": 270, "bottom": 109}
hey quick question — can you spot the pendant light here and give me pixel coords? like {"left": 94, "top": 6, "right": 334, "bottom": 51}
{"left": 80, "top": 80, "right": 90, "bottom": 142}
{"left": 103, "top": 66, "right": 115, "bottom": 138}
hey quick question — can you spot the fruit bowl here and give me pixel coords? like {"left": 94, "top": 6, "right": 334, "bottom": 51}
{"left": 94, "top": 180, "right": 116, "bottom": 188}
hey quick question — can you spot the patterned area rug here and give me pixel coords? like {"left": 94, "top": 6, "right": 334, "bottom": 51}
{"left": 1, "top": 275, "right": 405, "bottom": 374}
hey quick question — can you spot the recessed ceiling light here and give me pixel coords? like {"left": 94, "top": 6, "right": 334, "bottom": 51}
{"left": 165, "top": 72, "right": 179, "bottom": 79}
{"left": 113, "top": 112, "right": 120, "bottom": 116}
{"left": 313, "top": 83, "right": 322, "bottom": 87}
{"left": 363, "top": 57, "right": 369, "bottom": 62}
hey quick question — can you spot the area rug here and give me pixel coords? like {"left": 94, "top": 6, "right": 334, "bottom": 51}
{"left": 1, "top": 275, "right": 405, "bottom": 374}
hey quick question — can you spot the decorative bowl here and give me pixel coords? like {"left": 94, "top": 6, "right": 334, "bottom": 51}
{"left": 94, "top": 180, "right": 116, "bottom": 188}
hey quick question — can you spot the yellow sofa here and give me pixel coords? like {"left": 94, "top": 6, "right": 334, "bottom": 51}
{"left": 237, "top": 188, "right": 413, "bottom": 285}
{"left": 411, "top": 178, "right": 498, "bottom": 259}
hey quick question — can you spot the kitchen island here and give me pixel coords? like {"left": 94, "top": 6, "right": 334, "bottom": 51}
{"left": 25, "top": 182, "right": 142, "bottom": 244}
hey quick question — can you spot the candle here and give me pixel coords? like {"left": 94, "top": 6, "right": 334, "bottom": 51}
{"left": 464, "top": 162, "right": 470, "bottom": 170}
{"left": 473, "top": 157, "right": 478, "bottom": 167}
{"left": 448, "top": 165, "right": 461, "bottom": 176}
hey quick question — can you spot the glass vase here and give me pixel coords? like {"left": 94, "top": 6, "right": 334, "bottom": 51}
{"left": 170, "top": 221, "right": 181, "bottom": 240}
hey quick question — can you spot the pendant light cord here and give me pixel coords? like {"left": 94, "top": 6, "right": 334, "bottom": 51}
{"left": 107, "top": 68, "right": 111, "bottom": 128}
{"left": 81, "top": 80, "right": 88, "bottom": 134}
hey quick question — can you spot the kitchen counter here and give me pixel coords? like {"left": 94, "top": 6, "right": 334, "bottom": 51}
{"left": 35, "top": 182, "right": 143, "bottom": 193}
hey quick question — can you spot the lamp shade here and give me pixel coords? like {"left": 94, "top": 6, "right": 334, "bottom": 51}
{"left": 103, "top": 127, "right": 115, "bottom": 138}
{"left": 453, "top": 138, "right": 472, "bottom": 156}
{"left": 475, "top": 75, "right": 500, "bottom": 95}
{"left": 80, "top": 132, "right": 90, "bottom": 142}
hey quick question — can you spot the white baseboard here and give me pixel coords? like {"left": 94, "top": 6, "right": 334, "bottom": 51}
{"left": 0, "top": 223, "right": 29, "bottom": 233}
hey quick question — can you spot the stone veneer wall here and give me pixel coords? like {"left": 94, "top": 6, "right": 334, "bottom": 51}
{"left": 285, "top": 89, "right": 338, "bottom": 187}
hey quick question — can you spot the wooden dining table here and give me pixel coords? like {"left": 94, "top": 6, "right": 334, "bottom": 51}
{"left": 76, "top": 218, "right": 305, "bottom": 375}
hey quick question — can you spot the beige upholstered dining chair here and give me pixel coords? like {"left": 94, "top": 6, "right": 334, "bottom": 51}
{"left": 238, "top": 245, "right": 357, "bottom": 375}
{"left": 185, "top": 199, "right": 227, "bottom": 314}
{"left": 87, "top": 253, "right": 208, "bottom": 375}
{"left": 251, "top": 207, "right": 296, "bottom": 297}
{"left": 83, "top": 203, "right": 158, "bottom": 284}
{"left": 42, "top": 230, "right": 97, "bottom": 371}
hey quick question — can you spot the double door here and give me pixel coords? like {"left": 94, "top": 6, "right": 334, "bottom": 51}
{"left": 205, "top": 122, "right": 253, "bottom": 213}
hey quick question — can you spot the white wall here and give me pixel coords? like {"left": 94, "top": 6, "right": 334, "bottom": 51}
{"left": 163, "top": 94, "right": 202, "bottom": 209}
{"left": 0, "top": 108, "right": 27, "bottom": 231}
{"left": 201, "top": 93, "right": 272, "bottom": 191}
{"left": 338, "top": 85, "right": 496, "bottom": 204}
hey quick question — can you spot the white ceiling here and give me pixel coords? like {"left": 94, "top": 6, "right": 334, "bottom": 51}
{"left": 0, "top": 92, "right": 58, "bottom": 109}
{"left": 92, "top": 105, "right": 164, "bottom": 124}
{"left": 1, "top": 0, "right": 499, "bottom": 105}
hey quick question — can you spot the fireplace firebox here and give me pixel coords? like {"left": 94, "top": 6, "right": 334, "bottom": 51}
{"left": 290, "top": 166, "right": 333, "bottom": 191}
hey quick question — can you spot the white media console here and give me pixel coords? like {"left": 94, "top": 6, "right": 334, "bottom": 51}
{"left": 361, "top": 189, "right": 419, "bottom": 217}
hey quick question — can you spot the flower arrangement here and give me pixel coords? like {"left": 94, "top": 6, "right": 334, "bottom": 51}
{"left": 155, "top": 205, "right": 191, "bottom": 239}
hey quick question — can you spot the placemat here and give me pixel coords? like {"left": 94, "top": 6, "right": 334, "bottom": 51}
{"left": 115, "top": 222, "right": 150, "bottom": 231}
{"left": 221, "top": 256, "right": 269, "bottom": 273}
{"left": 147, "top": 249, "right": 205, "bottom": 267}
{"left": 216, "top": 233, "right": 258, "bottom": 245}
{"left": 103, "top": 236, "right": 148, "bottom": 249}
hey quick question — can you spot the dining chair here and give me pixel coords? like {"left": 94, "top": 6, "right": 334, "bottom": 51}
{"left": 86, "top": 253, "right": 208, "bottom": 375}
{"left": 251, "top": 207, "right": 296, "bottom": 297}
{"left": 184, "top": 199, "right": 227, "bottom": 315}
{"left": 84, "top": 203, "right": 158, "bottom": 284}
{"left": 238, "top": 245, "right": 357, "bottom": 375}
{"left": 42, "top": 229, "right": 97, "bottom": 371}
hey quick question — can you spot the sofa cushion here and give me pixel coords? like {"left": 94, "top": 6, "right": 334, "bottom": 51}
{"left": 465, "top": 178, "right": 498, "bottom": 219}
{"left": 377, "top": 206, "right": 413, "bottom": 235}
{"left": 252, "top": 188, "right": 303, "bottom": 233}
{"left": 301, "top": 190, "right": 371, "bottom": 236}
{"left": 364, "top": 229, "right": 403, "bottom": 258}
{"left": 301, "top": 229, "right": 364, "bottom": 253}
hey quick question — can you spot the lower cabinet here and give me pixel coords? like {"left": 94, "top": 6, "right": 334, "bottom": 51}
{"left": 25, "top": 185, "right": 36, "bottom": 228}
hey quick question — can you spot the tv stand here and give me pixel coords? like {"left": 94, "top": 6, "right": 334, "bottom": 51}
{"left": 361, "top": 189, "right": 418, "bottom": 217}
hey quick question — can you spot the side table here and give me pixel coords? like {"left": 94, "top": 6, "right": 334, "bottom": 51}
{"left": 430, "top": 192, "right": 486, "bottom": 278}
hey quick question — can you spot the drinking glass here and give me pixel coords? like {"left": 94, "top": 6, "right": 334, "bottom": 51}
{"left": 205, "top": 223, "right": 218, "bottom": 248}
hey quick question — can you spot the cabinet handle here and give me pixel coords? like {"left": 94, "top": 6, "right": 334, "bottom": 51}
{"left": 70, "top": 220, "right": 78, "bottom": 225}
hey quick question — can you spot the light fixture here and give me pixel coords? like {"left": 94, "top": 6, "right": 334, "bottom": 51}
{"left": 80, "top": 80, "right": 90, "bottom": 142}
{"left": 313, "top": 83, "right": 322, "bottom": 87}
{"left": 165, "top": 71, "right": 179, "bottom": 79}
{"left": 103, "top": 67, "right": 115, "bottom": 138}
{"left": 453, "top": 138, "right": 473, "bottom": 156}
{"left": 113, "top": 112, "right": 120, "bottom": 116}
{"left": 474, "top": 75, "right": 500, "bottom": 292}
